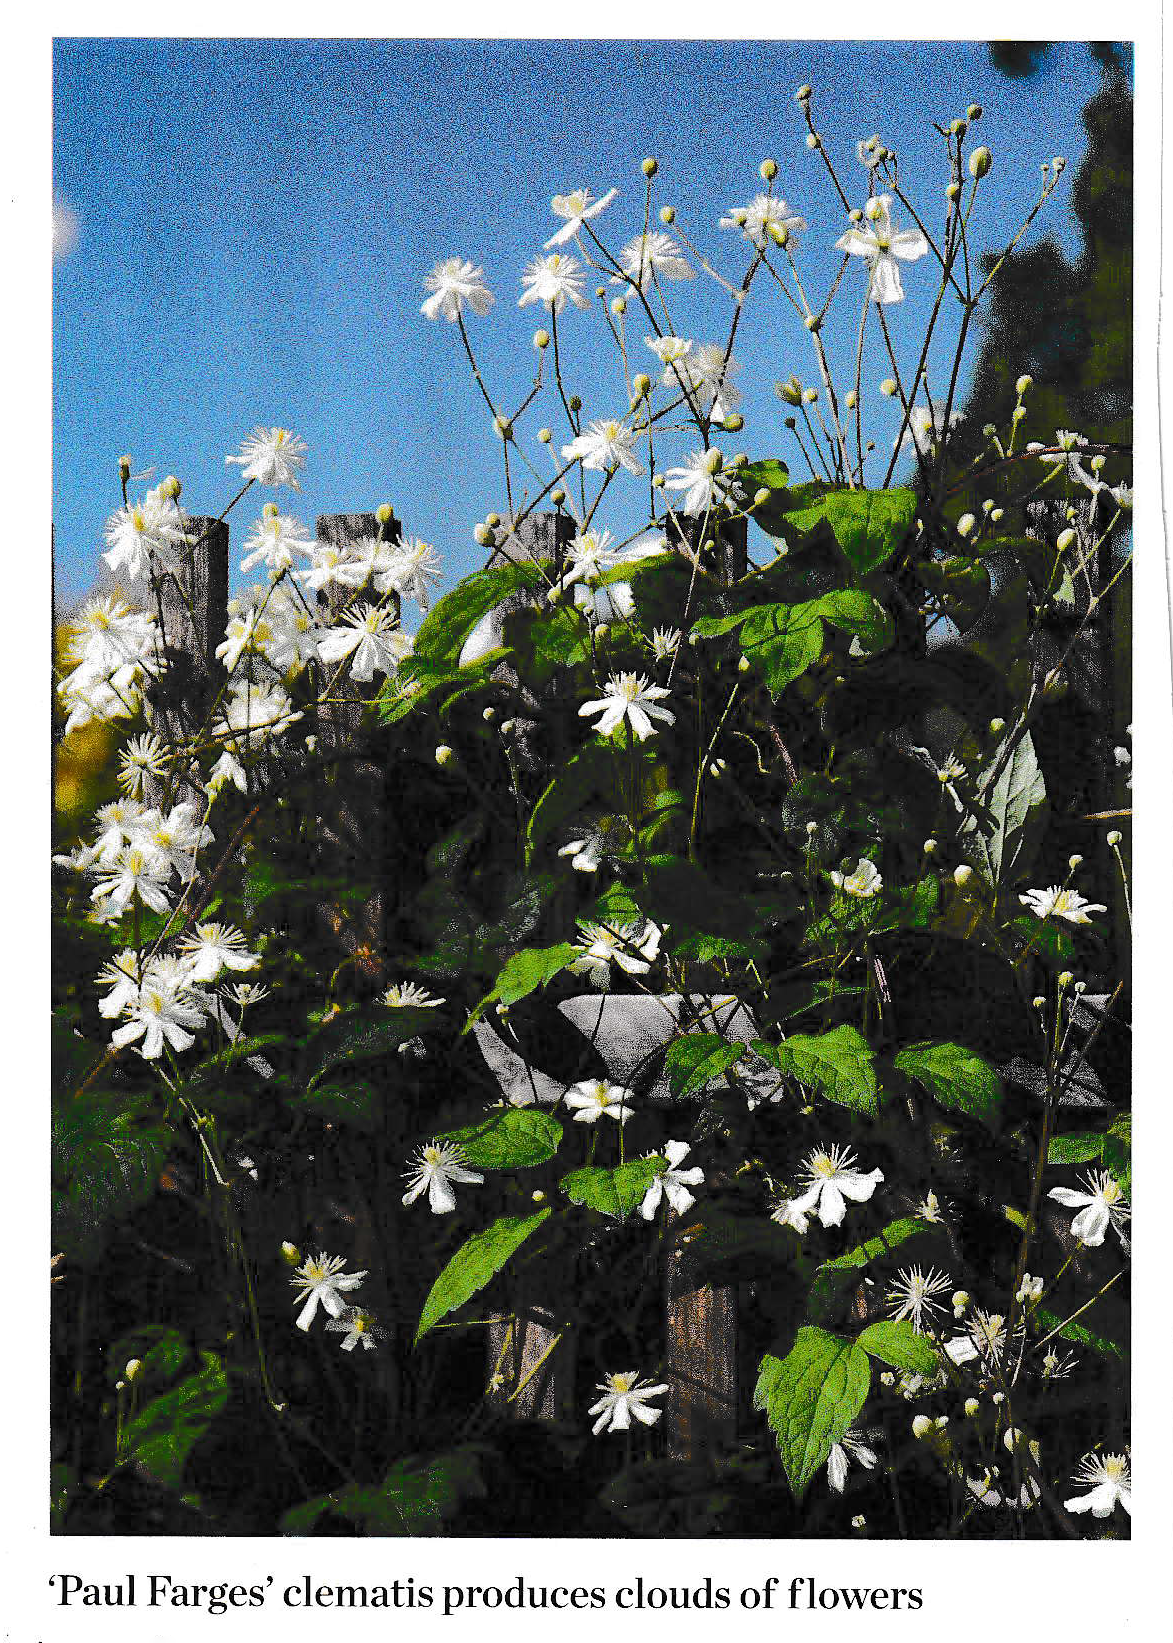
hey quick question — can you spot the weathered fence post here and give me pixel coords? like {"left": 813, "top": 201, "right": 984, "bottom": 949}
{"left": 146, "top": 517, "right": 229, "bottom": 805}
{"left": 664, "top": 1222, "right": 739, "bottom": 1461}
{"left": 667, "top": 510, "right": 748, "bottom": 585}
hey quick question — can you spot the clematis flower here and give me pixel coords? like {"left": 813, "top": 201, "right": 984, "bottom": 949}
{"left": 835, "top": 195, "right": 928, "bottom": 304}
{"left": 238, "top": 511, "right": 314, "bottom": 575}
{"left": 664, "top": 449, "right": 730, "bottom": 516}
{"left": 651, "top": 626, "right": 682, "bottom": 660}
{"left": 518, "top": 251, "right": 590, "bottom": 312}
{"left": 899, "top": 404, "right": 962, "bottom": 456}
{"left": 638, "top": 1140, "right": 705, "bottom": 1219}
{"left": 579, "top": 673, "right": 675, "bottom": 741}
{"left": 325, "top": 1307, "right": 386, "bottom": 1353}
{"left": 177, "top": 922, "right": 260, "bottom": 984}
{"left": 382, "top": 981, "right": 445, "bottom": 1009}
{"left": 588, "top": 1371, "right": 669, "bottom": 1435}
{"left": 226, "top": 427, "right": 307, "bottom": 489}
{"left": 91, "top": 846, "right": 173, "bottom": 917}
{"left": 827, "top": 1429, "right": 879, "bottom": 1493}
{"left": 290, "top": 1251, "right": 367, "bottom": 1332}
{"left": 1048, "top": 1169, "right": 1129, "bottom": 1247}
{"left": 558, "top": 838, "right": 602, "bottom": 873}
{"left": 568, "top": 918, "right": 662, "bottom": 987}
{"left": 675, "top": 342, "right": 741, "bottom": 421}
{"left": 562, "top": 418, "right": 644, "bottom": 475}
{"left": 1064, "top": 1451, "right": 1130, "bottom": 1518}
{"left": 401, "top": 1140, "right": 484, "bottom": 1215}
{"left": 614, "top": 231, "right": 694, "bottom": 291}
{"left": 771, "top": 1144, "right": 884, "bottom": 1232}
{"left": 645, "top": 334, "right": 693, "bottom": 368}
{"left": 420, "top": 257, "right": 494, "bottom": 322}
{"left": 317, "top": 604, "right": 413, "bottom": 683}
{"left": 885, "top": 1266, "right": 953, "bottom": 1332}
{"left": 563, "top": 1078, "right": 635, "bottom": 1125}
{"left": 720, "top": 193, "right": 807, "bottom": 249}
{"left": 117, "top": 733, "right": 170, "bottom": 798}
{"left": 830, "top": 859, "right": 883, "bottom": 898}
{"left": 103, "top": 491, "right": 186, "bottom": 581}
{"left": 944, "top": 1309, "right": 1021, "bottom": 1367}
{"left": 109, "top": 976, "right": 208, "bottom": 1060}
{"left": 1019, "top": 885, "right": 1107, "bottom": 925}
{"left": 545, "top": 186, "right": 618, "bottom": 248}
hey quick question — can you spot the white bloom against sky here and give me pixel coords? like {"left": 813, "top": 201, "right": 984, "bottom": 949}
{"left": 518, "top": 251, "right": 590, "bottom": 313}
{"left": 719, "top": 192, "right": 806, "bottom": 249}
{"left": 614, "top": 230, "right": 694, "bottom": 291}
{"left": 835, "top": 194, "right": 928, "bottom": 304}
{"left": 420, "top": 257, "right": 494, "bottom": 322}
{"left": 226, "top": 426, "right": 307, "bottom": 489}
{"left": 561, "top": 418, "right": 644, "bottom": 475}
{"left": 545, "top": 186, "right": 618, "bottom": 248}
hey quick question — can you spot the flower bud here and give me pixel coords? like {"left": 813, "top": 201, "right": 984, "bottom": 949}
{"left": 991, "top": 1391, "right": 1005, "bottom": 1406}
{"left": 568, "top": 395, "right": 582, "bottom": 413}
{"left": 262, "top": 500, "right": 280, "bottom": 520}
{"left": 659, "top": 205, "right": 675, "bottom": 224}
{"left": 1032, "top": 995, "right": 1046, "bottom": 1010}
{"left": 161, "top": 475, "right": 182, "bottom": 500}
{"left": 125, "top": 1357, "right": 143, "bottom": 1381}
{"left": 533, "top": 328, "right": 550, "bottom": 349}
{"left": 880, "top": 378, "right": 897, "bottom": 397}
{"left": 779, "top": 375, "right": 803, "bottom": 406}
{"left": 485, "top": 512, "right": 501, "bottom": 528}
{"left": 473, "top": 523, "right": 490, "bottom": 546}
{"left": 968, "top": 104, "right": 983, "bottom": 120}
{"left": 968, "top": 146, "right": 993, "bottom": 180}
{"left": 642, "top": 156, "right": 658, "bottom": 177}
{"left": 1012, "top": 404, "right": 1027, "bottom": 422}
{"left": 805, "top": 820, "right": 818, "bottom": 835}
{"left": 723, "top": 412, "right": 744, "bottom": 432}
{"left": 912, "top": 1415, "right": 934, "bottom": 1440}
{"left": 945, "top": 182, "right": 961, "bottom": 201}
{"left": 611, "top": 297, "right": 626, "bottom": 316}
{"left": 632, "top": 372, "right": 651, "bottom": 398}
{"left": 482, "top": 706, "right": 496, "bottom": 721}
{"left": 1058, "top": 970, "right": 1073, "bottom": 989}
{"left": 760, "top": 158, "right": 778, "bottom": 181}
{"left": 803, "top": 314, "right": 819, "bottom": 331}
{"left": 704, "top": 447, "right": 724, "bottom": 474}
{"left": 732, "top": 452, "right": 748, "bottom": 468}
{"left": 957, "top": 512, "right": 976, "bottom": 538}
{"left": 950, "top": 118, "right": 968, "bottom": 138}
{"left": 537, "top": 427, "right": 552, "bottom": 444}
{"left": 595, "top": 285, "right": 606, "bottom": 298}
{"left": 531, "top": 1189, "right": 546, "bottom": 1203}
{"left": 1015, "top": 374, "right": 1033, "bottom": 396}
{"left": 845, "top": 390, "right": 858, "bottom": 409}
{"left": 118, "top": 454, "right": 133, "bottom": 481}
{"left": 375, "top": 502, "right": 394, "bottom": 526}
{"left": 1056, "top": 527, "right": 1077, "bottom": 553}
{"left": 851, "top": 1514, "right": 866, "bottom": 1529}
{"left": 953, "top": 864, "right": 973, "bottom": 889}
{"left": 802, "top": 386, "right": 818, "bottom": 404}
{"left": 738, "top": 655, "right": 750, "bottom": 673}
{"left": 494, "top": 415, "right": 513, "bottom": 440}
{"left": 281, "top": 1241, "right": 301, "bottom": 1266}
{"left": 500, "top": 720, "right": 514, "bottom": 736}
{"left": 849, "top": 207, "right": 863, "bottom": 222}
{"left": 435, "top": 744, "right": 454, "bottom": 767}
{"left": 652, "top": 472, "right": 666, "bottom": 488}
{"left": 593, "top": 623, "right": 609, "bottom": 641}
{"left": 551, "top": 488, "right": 566, "bottom": 506}
{"left": 806, "top": 133, "right": 820, "bottom": 150}
{"left": 1052, "top": 156, "right": 1066, "bottom": 173}
{"left": 767, "top": 221, "right": 790, "bottom": 247}
{"left": 964, "top": 1397, "right": 980, "bottom": 1417}
{"left": 952, "top": 1291, "right": 970, "bottom": 1311}
{"left": 1068, "top": 853, "right": 1083, "bottom": 870}
{"left": 796, "top": 84, "right": 812, "bottom": 102}
{"left": 753, "top": 487, "right": 771, "bottom": 508}
{"left": 784, "top": 416, "right": 796, "bottom": 429}
{"left": 991, "top": 507, "right": 1004, "bottom": 523}
{"left": 1107, "top": 830, "right": 1122, "bottom": 847}
{"left": 989, "top": 717, "right": 1005, "bottom": 734}
{"left": 924, "top": 838, "right": 937, "bottom": 854}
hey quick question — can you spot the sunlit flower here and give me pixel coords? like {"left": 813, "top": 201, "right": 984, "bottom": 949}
{"left": 1064, "top": 1451, "right": 1130, "bottom": 1519}
{"left": 944, "top": 1308, "right": 1020, "bottom": 1366}
{"left": 827, "top": 1429, "right": 879, "bottom": 1492}
{"left": 402, "top": 1140, "right": 484, "bottom": 1214}
{"left": 588, "top": 1370, "right": 669, "bottom": 1435}
{"left": 102, "top": 492, "right": 186, "bottom": 581}
{"left": 645, "top": 334, "right": 693, "bottom": 368}
{"left": 382, "top": 981, "right": 446, "bottom": 1009}
{"left": 545, "top": 186, "right": 618, "bottom": 248}
{"left": 226, "top": 427, "right": 307, "bottom": 489}
{"left": 290, "top": 1251, "right": 368, "bottom": 1332}
{"left": 664, "top": 449, "right": 730, "bottom": 516}
{"left": 772, "top": 1144, "right": 884, "bottom": 1232}
{"left": 420, "top": 257, "right": 494, "bottom": 321}
{"left": 562, "top": 418, "right": 644, "bottom": 475}
{"left": 899, "top": 404, "right": 962, "bottom": 456}
{"left": 90, "top": 846, "right": 173, "bottom": 917}
{"left": 177, "top": 922, "right": 260, "bottom": 983}
{"left": 117, "top": 733, "right": 169, "bottom": 797}
{"left": 856, "top": 135, "right": 886, "bottom": 170}
{"left": 518, "top": 251, "right": 590, "bottom": 312}
{"left": 885, "top": 1266, "right": 953, "bottom": 1332}
{"left": 558, "top": 838, "right": 602, "bottom": 873}
{"left": 614, "top": 231, "right": 694, "bottom": 290}
{"left": 675, "top": 342, "right": 741, "bottom": 421}
{"left": 569, "top": 919, "right": 662, "bottom": 987}
{"left": 564, "top": 1078, "right": 635, "bottom": 1125}
{"left": 1019, "top": 885, "right": 1107, "bottom": 925}
{"left": 1048, "top": 1169, "right": 1129, "bottom": 1247}
{"left": 835, "top": 194, "right": 928, "bottom": 304}
{"left": 720, "top": 193, "right": 806, "bottom": 249}
{"left": 651, "top": 626, "right": 682, "bottom": 660}
{"left": 830, "top": 858, "right": 883, "bottom": 898}
{"left": 1041, "top": 1346, "right": 1078, "bottom": 1379}
{"left": 639, "top": 1139, "right": 704, "bottom": 1219}
{"left": 238, "top": 511, "right": 314, "bottom": 575}
{"left": 579, "top": 673, "right": 675, "bottom": 740}
{"left": 109, "top": 974, "right": 207, "bottom": 1060}
{"left": 325, "top": 1307, "right": 386, "bottom": 1353}
{"left": 915, "top": 1189, "right": 946, "bottom": 1223}
{"left": 318, "top": 603, "right": 413, "bottom": 683}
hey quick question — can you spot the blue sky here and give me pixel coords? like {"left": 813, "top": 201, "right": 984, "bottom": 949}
{"left": 53, "top": 38, "right": 1108, "bottom": 609}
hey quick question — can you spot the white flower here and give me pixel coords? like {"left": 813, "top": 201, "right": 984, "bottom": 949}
{"left": 545, "top": 186, "right": 618, "bottom": 248}
{"left": 518, "top": 251, "right": 590, "bottom": 312}
{"left": 827, "top": 1429, "right": 879, "bottom": 1493}
{"left": 1048, "top": 1169, "right": 1129, "bottom": 1247}
{"left": 614, "top": 231, "right": 694, "bottom": 291}
{"left": 899, "top": 404, "right": 962, "bottom": 456}
{"left": 1039, "top": 429, "right": 1090, "bottom": 481}
{"left": 664, "top": 450, "right": 730, "bottom": 516}
{"left": 944, "top": 1309, "right": 1018, "bottom": 1366}
{"left": 588, "top": 1370, "right": 669, "bottom": 1435}
{"left": 110, "top": 974, "right": 208, "bottom": 1060}
{"left": 215, "top": 681, "right": 302, "bottom": 752}
{"left": 1019, "top": 885, "right": 1107, "bottom": 925}
{"left": 380, "top": 537, "right": 444, "bottom": 611}
{"left": 420, "top": 257, "right": 494, "bottom": 321}
{"left": 563, "top": 1078, "right": 635, "bottom": 1125}
{"left": 226, "top": 427, "right": 307, "bottom": 489}
{"left": 568, "top": 919, "right": 662, "bottom": 987}
{"left": 91, "top": 846, "right": 173, "bottom": 918}
{"left": 290, "top": 1251, "right": 368, "bottom": 1332}
{"left": 238, "top": 511, "right": 314, "bottom": 574}
{"left": 1064, "top": 1451, "right": 1130, "bottom": 1518}
{"left": 579, "top": 673, "right": 675, "bottom": 741}
{"left": 558, "top": 838, "right": 602, "bottom": 873}
{"left": 651, "top": 626, "right": 682, "bottom": 660}
{"left": 117, "top": 733, "right": 169, "bottom": 797}
{"left": 382, "top": 981, "right": 445, "bottom": 1009}
{"left": 645, "top": 334, "right": 693, "bottom": 367}
{"left": 885, "top": 1266, "right": 953, "bottom": 1332}
{"left": 638, "top": 1139, "right": 704, "bottom": 1219}
{"left": 835, "top": 195, "right": 928, "bottom": 304}
{"left": 830, "top": 858, "right": 883, "bottom": 898}
{"left": 915, "top": 1189, "right": 946, "bottom": 1223}
{"left": 102, "top": 492, "right": 185, "bottom": 581}
{"left": 134, "top": 801, "right": 213, "bottom": 880}
{"left": 325, "top": 1307, "right": 386, "bottom": 1353}
{"left": 674, "top": 343, "right": 741, "bottom": 421}
{"left": 90, "top": 799, "right": 151, "bottom": 864}
{"left": 177, "top": 922, "right": 260, "bottom": 984}
{"left": 856, "top": 135, "right": 886, "bottom": 170}
{"left": 318, "top": 604, "right": 413, "bottom": 683}
{"left": 771, "top": 1144, "right": 884, "bottom": 1232}
{"left": 720, "top": 193, "right": 807, "bottom": 249}
{"left": 562, "top": 418, "right": 644, "bottom": 475}
{"left": 402, "top": 1140, "right": 484, "bottom": 1214}
{"left": 65, "top": 598, "right": 161, "bottom": 680}
{"left": 1041, "top": 1346, "right": 1078, "bottom": 1379}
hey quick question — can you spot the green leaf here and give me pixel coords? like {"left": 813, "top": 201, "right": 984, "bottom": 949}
{"left": 1035, "top": 1309, "right": 1127, "bottom": 1360}
{"left": 413, "top": 563, "right": 545, "bottom": 667}
{"left": 120, "top": 1352, "right": 228, "bottom": 1490}
{"left": 739, "top": 602, "right": 825, "bottom": 695}
{"left": 857, "top": 1319, "right": 940, "bottom": 1376}
{"left": 763, "top": 1024, "right": 878, "bottom": 1116}
{"left": 289, "top": 1081, "right": 381, "bottom": 1127}
{"left": 527, "top": 740, "right": 620, "bottom": 856}
{"left": 466, "top": 941, "right": 579, "bottom": 1028}
{"left": 442, "top": 1108, "right": 563, "bottom": 1170}
{"left": 808, "top": 1218, "right": 933, "bottom": 1317}
{"left": 1103, "top": 1114, "right": 1132, "bottom": 1196}
{"left": 960, "top": 731, "right": 1048, "bottom": 889}
{"left": 741, "top": 458, "right": 791, "bottom": 492}
{"left": 754, "top": 1329, "right": 872, "bottom": 1500}
{"left": 756, "top": 484, "right": 917, "bottom": 571}
{"left": 665, "top": 1034, "right": 745, "bottom": 1098}
{"left": 918, "top": 556, "right": 991, "bottom": 630}
{"left": 280, "top": 1446, "right": 489, "bottom": 1536}
{"left": 51, "top": 1090, "right": 170, "bottom": 1265}
{"left": 560, "top": 1157, "right": 664, "bottom": 1219}
{"left": 415, "top": 1211, "right": 551, "bottom": 1343}
{"left": 1047, "top": 1131, "right": 1106, "bottom": 1165}
{"left": 894, "top": 1041, "right": 1003, "bottom": 1130}
{"left": 812, "top": 588, "right": 894, "bottom": 651}
{"left": 305, "top": 1006, "right": 444, "bottom": 1089}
